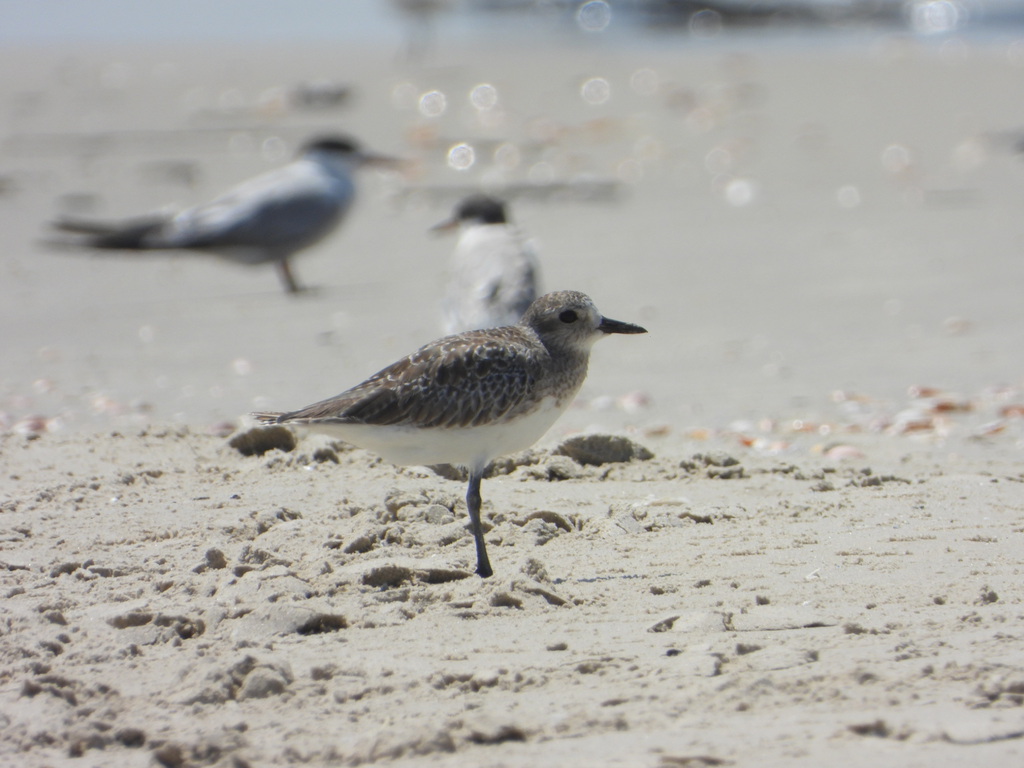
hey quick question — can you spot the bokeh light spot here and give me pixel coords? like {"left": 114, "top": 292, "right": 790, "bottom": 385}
{"left": 419, "top": 90, "right": 447, "bottom": 118}
{"left": 704, "top": 147, "right": 733, "bottom": 174}
{"left": 629, "top": 68, "right": 659, "bottom": 97}
{"left": 951, "top": 138, "right": 985, "bottom": 171}
{"left": 470, "top": 83, "right": 498, "bottom": 111}
{"left": 837, "top": 185, "right": 861, "bottom": 208}
{"left": 908, "top": 0, "right": 965, "bottom": 35}
{"left": 577, "top": 1, "right": 611, "bottom": 32}
{"left": 447, "top": 143, "right": 476, "bottom": 171}
{"left": 494, "top": 142, "right": 521, "bottom": 170}
{"left": 724, "top": 177, "right": 756, "bottom": 207}
{"left": 689, "top": 9, "right": 722, "bottom": 37}
{"left": 581, "top": 77, "right": 611, "bottom": 106}
{"left": 881, "top": 144, "right": 912, "bottom": 174}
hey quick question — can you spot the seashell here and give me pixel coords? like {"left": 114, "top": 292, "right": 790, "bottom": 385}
{"left": 520, "top": 510, "right": 574, "bottom": 532}
{"left": 907, "top": 385, "right": 941, "bottom": 398}
{"left": 789, "top": 420, "right": 820, "bottom": 433}
{"left": 617, "top": 390, "right": 650, "bottom": 413}
{"left": 973, "top": 420, "right": 1007, "bottom": 437}
{"left": 917, "top": 395, "right": 971, "bottom": 413}
{"left": 822, "top": 444, "right": 866, "bottom": 461}
{"left": 13, "top": 415, "right": 58, "bottom": 435}
{"left": 888, "top": 409, "right": 935, "bottom": 434}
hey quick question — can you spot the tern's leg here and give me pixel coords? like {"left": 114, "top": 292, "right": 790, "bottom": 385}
{"left": 466, "top": 471, "right": 493, "bottom": 578}
{"left": 276, "top": 259, "right": 300, "bottom": 293}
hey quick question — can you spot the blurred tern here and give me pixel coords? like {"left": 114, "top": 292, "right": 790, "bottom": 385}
{"left": 432, "top": 194, "right": 540, "bottom": 334}
{"left": 51, "top": 136, "right": 397, "bottom": 294}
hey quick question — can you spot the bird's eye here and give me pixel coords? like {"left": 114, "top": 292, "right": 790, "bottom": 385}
{"left": 559, "top": 310, "right": 578, "bottom": 324}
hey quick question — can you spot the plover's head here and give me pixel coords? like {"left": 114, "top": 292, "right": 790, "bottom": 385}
{"left": 301, "top": 135, "right": 400, "bottom": 168}
{"left": 520, "top": 290, "right": 647, "bottom": 351}
{"left": 431, "top": 194, "right": 508, "bottom": 232}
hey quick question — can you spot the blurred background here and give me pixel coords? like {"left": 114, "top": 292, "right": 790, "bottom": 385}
{"left": 4, "top": 0, "right": 1024, "bottom": 450}
{"left": 4, "top": 0, "right": 1024, "bottom": 43}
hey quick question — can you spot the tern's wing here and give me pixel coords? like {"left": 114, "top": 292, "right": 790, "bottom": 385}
{"left": 447, "top": 227, "right": 540, "bottom": 330}
{"left": 277, "top": 328, "right": 543, "bottom": 430}
{"left": 159, "top": 161, "right": 353, "bottom": 253}
{"left": 484, "top": 234, "right": 540, "bottom": 322}
{"left": 51, "top": 215, "right": 170, "bottom": 249}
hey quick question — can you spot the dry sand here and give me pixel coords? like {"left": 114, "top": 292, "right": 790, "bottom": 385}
{"left": 3, "top": 29, "right": 1024, "bottom": 767}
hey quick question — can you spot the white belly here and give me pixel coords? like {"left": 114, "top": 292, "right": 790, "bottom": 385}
{"left": 301, "top": 396, "right": 564, "bottom": 472}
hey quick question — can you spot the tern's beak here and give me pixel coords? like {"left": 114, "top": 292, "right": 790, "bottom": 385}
{"left": 429, "top": 215, "right": 459, "bottom": 234}
{"left": 360, "top": 152, "right": 405, "bottom": 170}
{"left": 598, "top": 316, "right": 647, "bottom": 335}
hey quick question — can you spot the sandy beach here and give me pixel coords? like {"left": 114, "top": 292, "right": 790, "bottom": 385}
{"left": 2, "top": 18, "right": 1024, "bottom": 767}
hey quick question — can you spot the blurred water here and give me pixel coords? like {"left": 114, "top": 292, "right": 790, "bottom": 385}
{"left": 0, "top": 0, "right": 389, "bottom": 43}
{"left": 3, "top": 0, "right": 1024, "bottom": 46}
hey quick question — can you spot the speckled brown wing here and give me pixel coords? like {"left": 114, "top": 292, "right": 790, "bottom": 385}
{"left": 275, "top": 327, "right": 545, "bottom": 430}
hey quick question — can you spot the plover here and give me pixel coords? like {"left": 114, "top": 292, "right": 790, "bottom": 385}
{"left": 254, "top": 290, "right": 646, "bottom": 578}
{"left": 432, "top": 194, "right": 540, "bottom": 334}
{"left": 51, "top": 136, "right": 398, "bottom": 294}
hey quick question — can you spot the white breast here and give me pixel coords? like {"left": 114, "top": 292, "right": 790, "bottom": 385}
{"left": 301, "top": 396, "right": 564, "bottom": 472}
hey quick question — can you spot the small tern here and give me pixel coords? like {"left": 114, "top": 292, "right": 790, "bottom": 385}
{"left": 52, "top": 136, "right": 397, "bottom": 293}
{"left": 432, "top": 194, "right": 540, "bottom": 334}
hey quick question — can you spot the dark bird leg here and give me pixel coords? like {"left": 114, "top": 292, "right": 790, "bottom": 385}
{"left": 466, "top": 470, "right": 493, "bottom": 578}
{"left": 276, "top": 258, "right": 301, "bottom": 294}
